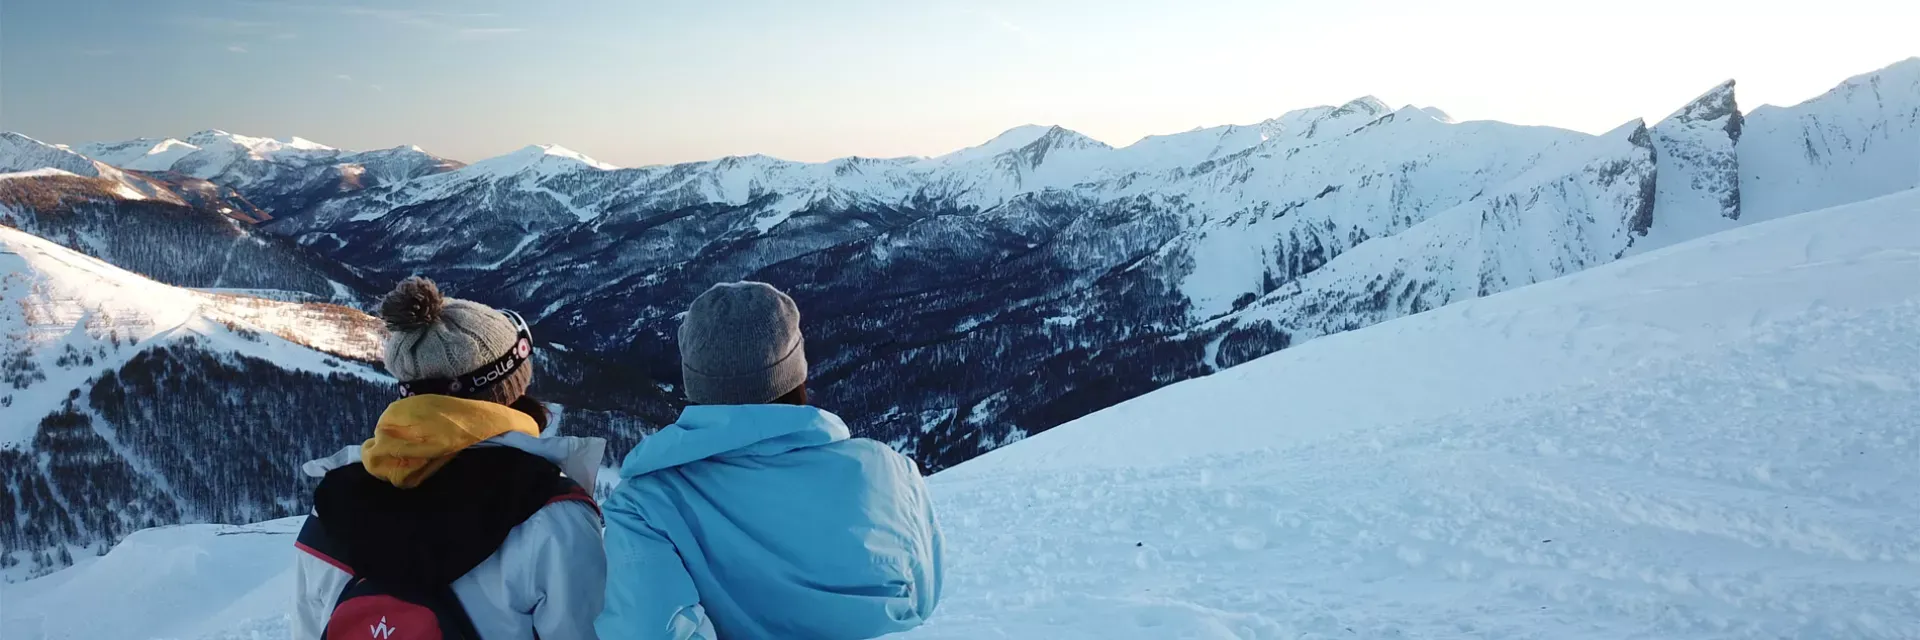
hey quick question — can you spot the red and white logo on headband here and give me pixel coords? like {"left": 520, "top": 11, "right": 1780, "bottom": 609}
{"left": 515, "top": 337, "right": 532, "bottom": 358}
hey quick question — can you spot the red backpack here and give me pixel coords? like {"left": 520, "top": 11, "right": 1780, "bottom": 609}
{"left": 325, "top": 576, "right": 482, "bottom": 640}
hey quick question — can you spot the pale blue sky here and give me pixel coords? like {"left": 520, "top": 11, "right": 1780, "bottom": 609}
{"left": 2, "top": 0, "right": 1915, "bottom": 167}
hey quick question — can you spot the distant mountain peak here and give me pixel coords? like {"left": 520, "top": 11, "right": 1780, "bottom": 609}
{"left": 273, "top": 136, "right": 333, "bottom": 151}
{"left": 932, "top": 124, "right": 1059, "bottom": 164}
{"left": 989, "top": 124, "right": 1057, "bottom": 146}
{"left": 1663, "top": 80, "right": 1739, "bottom": 126}
{"left": 1026, "top": 125, "right": 1110, "bottom": 152}
{"left": 464, "top": 143, "right": 618, "bottom": 177}
{"left": 978, "top": 124, "right": 1055, "bottom": 151}
{"left": 184, "top": 129, "right": 334, "bottom": 154}
{"left": 523, "top": 144, "right": 617, "bottom": 169}
{"left": 1414, "top": 106, "right": 1455, "bottom": 123}
{"left": 1332, "top": 95, "right": 1391, "bottom": 118}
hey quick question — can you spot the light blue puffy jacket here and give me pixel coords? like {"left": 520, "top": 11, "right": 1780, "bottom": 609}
{"left": 597, "top": 405, "right": 943, "bottom": 640}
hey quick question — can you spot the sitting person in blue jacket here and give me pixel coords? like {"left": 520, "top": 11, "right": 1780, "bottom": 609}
{"left": 598, "top": 281, "right": 944, "bottom": 640}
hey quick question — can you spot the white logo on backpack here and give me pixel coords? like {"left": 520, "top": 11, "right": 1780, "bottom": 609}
{"left": 370, "top": 616, "right": 396, "bottom": 639}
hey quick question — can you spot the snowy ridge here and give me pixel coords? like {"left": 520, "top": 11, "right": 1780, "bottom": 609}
{"left": 13, "top": 188, "right": 1919, "bottom": 639}
{"left": 0, "top": 224, "right": 385, "bottom": 446}
{"left": 3, "top": 134, "right": 223, "bottom": 209}
{"left": 274, "top": 91, "right": 1453, "bottom": 274}
{"left": 1140, "top": 108, "right": 1598, "bottom": 320}
{"left": 1, "top": 133, "right": 109, "bottom": 178}
{"left": 1199, "top": 119, "right": 1656, "bottom": 341}
{"left": 1738, "top": 57, "right": 1920, "bottom": 221}
{"left": 168, "top": 130, "right": 339, "bottom": 182}
{"left": 0, "top": 136, "right": 374, "bottom": 299}
{"left": 0, "top": 168, "right": 83, "bottom": 180}
{"left": 38, "top": 129, "right": 465, "bottom": 217}
{"left": 469, "top": 144, "right": 620, "bottom": 175}
{"left": 70, "top": 137, "right": 201, "bottom": 172}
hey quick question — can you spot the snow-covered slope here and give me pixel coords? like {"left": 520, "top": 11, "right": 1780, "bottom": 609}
{"left": 71, "top": 137, "right": 202, "bottom": 172}
{"left": 0, "top": 223, "right": 388, "bottom": 440}
{"left": 14, "top": 187, "right": 1918, "bottom": 639}
{"left": 0, "top": 224, "right": 388, "bottom": 578}
{"left": 1195, "top": 119, "right": 1655, "bottom": 348}
{"left": 915, "top": 188, "right": 1920, "bottom": 639}
{"left": 0, "top": 223, "right": 676, "bottom": 580}
{"left": 1, "top": 134, "right": 377, "bottom": 299}
{"left": 0, "top": 224, "right": 383, "bottom": 432}
{"left": 166, "top": 130, "right": 339, "bottom": 182}
{"left": 0, "top": 519, "right": 303, "bottom": 640}
{"left": 1738, "top": 57, "right": 1920, "bottom": 221}
{"left": 66, "top": 130, "right": 464, "bottom": 216}
{"left": 2, "top": 133, "right": 113, "bottom": 178}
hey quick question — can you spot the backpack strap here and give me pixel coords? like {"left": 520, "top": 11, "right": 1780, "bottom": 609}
{"left": 296, "top": 515, "right": 353, "bottom": 575}
{"left": 543, "top": 474, "right": 600, "bottom": 519}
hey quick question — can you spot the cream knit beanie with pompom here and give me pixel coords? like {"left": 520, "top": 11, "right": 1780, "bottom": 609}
{"left": 377, "top": 277, "right": 531, "bottom": 405}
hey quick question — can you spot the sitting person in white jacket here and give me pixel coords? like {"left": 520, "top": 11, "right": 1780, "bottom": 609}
{"left": 292, "top": 278, "right": 606, "bottom": 640}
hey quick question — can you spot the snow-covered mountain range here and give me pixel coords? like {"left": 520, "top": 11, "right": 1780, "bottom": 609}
{"left": 0, "top": 133, "right": 383, "bottom": 301}
{"left": 11, "top": 185, "right": 1915, "bottom": 639}
{"left": 243, "top": 58, "right": 1917, "bottom": 468}
{"left": 71, "top": 130, "right": 463, "bottom": 214}
{"left": 0, "top": 57, "right": 1913, "bottom": 580}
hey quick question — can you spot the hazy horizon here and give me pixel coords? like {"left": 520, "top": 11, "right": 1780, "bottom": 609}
{"left": 3, "top": 0, "right": 1915, "bottom": 167}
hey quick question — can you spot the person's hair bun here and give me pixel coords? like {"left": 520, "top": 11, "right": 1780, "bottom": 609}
{"left": 379, "top": 276, "right": 446, "bottom": 331}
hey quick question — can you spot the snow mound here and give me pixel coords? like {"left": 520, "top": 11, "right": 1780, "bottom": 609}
{"left": 11, "top": 189, "right": 1920, "bottom": 639}
{"left": 0, "top": 519, "right": 302, "bottom": 640}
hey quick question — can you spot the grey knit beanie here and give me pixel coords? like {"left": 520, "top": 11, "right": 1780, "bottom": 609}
{"left": 378, "top": 277, "right": 532, "bottom": 405}
{"left": 679, "top": 281, "right": 807, "bottom": 405}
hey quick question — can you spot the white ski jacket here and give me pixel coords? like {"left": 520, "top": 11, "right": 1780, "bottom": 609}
{"left": 292, "top": 432, "right": 607, "bottom": 640}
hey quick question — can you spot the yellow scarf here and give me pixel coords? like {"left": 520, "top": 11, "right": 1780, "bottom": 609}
{"left": 361, "top": 395, "right": 541, "bottom": 488}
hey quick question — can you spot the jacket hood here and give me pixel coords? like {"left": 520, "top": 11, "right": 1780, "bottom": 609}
{"left": 619, "top": 405, "right": 850, "bottom": 478}
{"left": 360, "top": 395, "right": 541, "bottom": 488}
{"left": 305, "top": 416, "right": 606, "bottom": 489}
{"left": 597, "top": 405, "right": 942, "bottom": 639}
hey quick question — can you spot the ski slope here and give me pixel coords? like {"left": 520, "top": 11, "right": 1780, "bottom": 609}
{"left": 7, "top": 189, "right": 1919, "bottom": 639}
